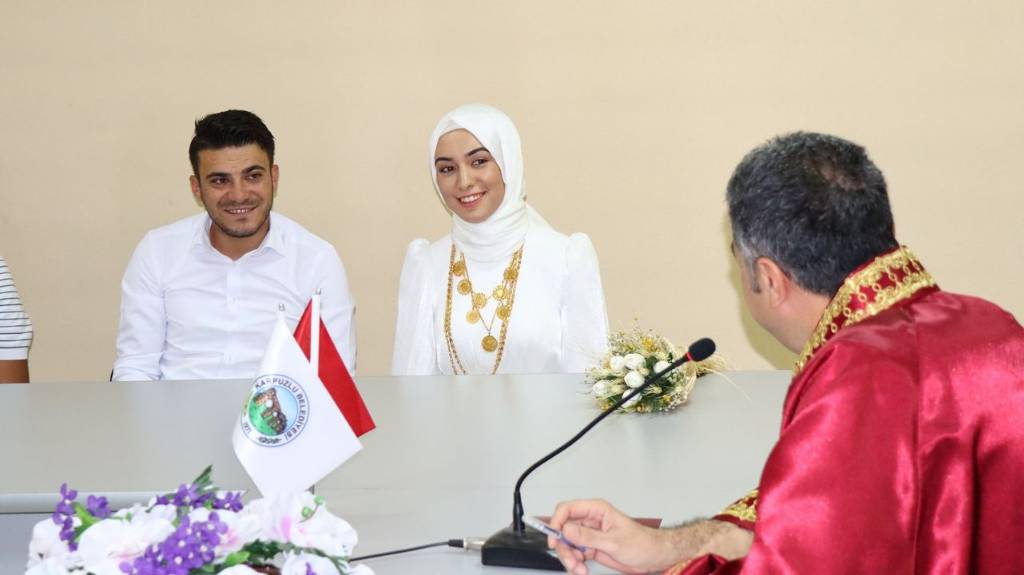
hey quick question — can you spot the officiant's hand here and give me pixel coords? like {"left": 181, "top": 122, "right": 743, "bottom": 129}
{"left": 549, "top": 499, "right": 755, "bottom": 575}
{"left": 547, "top": 499, "right": 683, "bottom": 575}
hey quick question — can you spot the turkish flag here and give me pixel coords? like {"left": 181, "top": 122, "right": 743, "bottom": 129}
{"left": 294, "top": 300, "right": 376, "bottom": 437}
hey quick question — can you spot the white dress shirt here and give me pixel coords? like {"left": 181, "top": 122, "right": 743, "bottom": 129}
{"left": 391, "top": 225, "right": 609, "bottom": 375}
{"left": 0, "top": 257, "right": 32, "bottom": 360}
{"left": 114, "top": 212, "right": 355, "bottom": 381}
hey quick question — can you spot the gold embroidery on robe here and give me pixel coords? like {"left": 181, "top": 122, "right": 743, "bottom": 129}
{"left": 717, "top": 488, "right": 759, "bottom": 523}
{"left": 662, "top": 491, "right": 760, "bottom": 575}
{"left": 795, "top": 247, "right": 936, "bottom": 374}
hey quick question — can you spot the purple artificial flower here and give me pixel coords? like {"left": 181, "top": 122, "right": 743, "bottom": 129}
{"left": 53, "top": 483, "right": 77, "bottom": 517}
{"left": 60, "top": 483, "right": 77, "bottom": 500}
{"left": 87, "top": 494, "right": 112, "bottom": 519}
{"left": 171, "top": 483, "right": 201, "bottom": 507}
{"left": 52, "top": 483, "right": 79, "bottom": 550}
{"left": 306, "top": 563, "right": 318, "bottom": 575}
{"left": 191, "top": 492, "right": 213, "bottom": 509}
{"left": 212, "top": 491, "right": 244, "bottom": 512}
{"left": 120, "top": 514, "right": 227, "bottom": 575}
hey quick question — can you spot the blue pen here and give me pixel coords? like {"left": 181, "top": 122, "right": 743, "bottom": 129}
{"left": 524, "top": 515, "right": 588, "bottom": 553}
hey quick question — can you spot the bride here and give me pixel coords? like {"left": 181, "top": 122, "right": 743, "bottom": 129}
{"left": 391, "top": 103, "right": 609, "bottom": 375}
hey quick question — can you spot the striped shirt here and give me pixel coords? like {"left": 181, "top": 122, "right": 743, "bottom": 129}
{"left": 0, "top": 256, "right": 32, "bottom": 360}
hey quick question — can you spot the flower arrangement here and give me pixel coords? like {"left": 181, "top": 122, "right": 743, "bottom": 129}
{"left": 587, "top": 327, "right": 725, "bottom": 413}
{"left": 26, "top": 467, "right": 371, "bottom": 575}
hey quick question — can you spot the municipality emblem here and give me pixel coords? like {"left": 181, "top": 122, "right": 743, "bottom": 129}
{"left": 240, "top": 374, "right": 309, "bottom": 446}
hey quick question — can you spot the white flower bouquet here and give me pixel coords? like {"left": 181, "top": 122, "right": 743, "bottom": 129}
{"left": 587, "top": 328, "right": 725, "bottom": 413}
{"left": 26, "top": 467, "right": 371, "bottom": 575}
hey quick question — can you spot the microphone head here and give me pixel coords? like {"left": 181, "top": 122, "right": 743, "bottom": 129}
{"left": 687, "top": 337, "right": 716, "bottom": 362}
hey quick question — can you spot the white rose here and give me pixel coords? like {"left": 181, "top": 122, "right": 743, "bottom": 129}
{"left": 623, "top": 354, "right": 646, "bottom": 370}
{"left": 653, "top": 360, "right": 671, "bottom": 374}
{"left": 246, "top": 493, "right": 359, "bottom": 557}
{"left": 624, "top": 371, "right": 645, "bottom": 388}
{"left": 294, "top": 507, "right": 360, "bottom": 557}
{"left": 27, "top": 517, "right": 70, "bottom": 568}
{"left": 25, "top": 556, "right": 73, "bottom": 575}
{"left": 245, "top": 492, "right": 312, "bottom": 543}
{"left": 591, "top": 381, "right": 609, "bottom": 397}
{"left": 77, "top": 511, "right": 175, "bottom": 575}
{"left": 622, "top": 389, "right": 642, "bottom": 407}
{"left": 608, "top": 355, "right": 626, "bottom": 372}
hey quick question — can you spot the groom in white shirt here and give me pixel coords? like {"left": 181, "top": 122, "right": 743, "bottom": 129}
{"left": 113, "top": 110, "right": 356, "bottom": 381}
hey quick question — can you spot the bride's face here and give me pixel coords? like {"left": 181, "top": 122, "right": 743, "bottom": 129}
{"left": 433, "top": 129, "right": 506, "bottom": 223}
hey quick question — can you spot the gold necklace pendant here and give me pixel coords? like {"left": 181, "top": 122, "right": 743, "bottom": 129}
{"left": 444, "top": 245, "right": 524, "bottom": 373}
{"left": 481, "top": 335, "right": 498, "bottom": 352}
{"left": 472, "top": 292, "right": 488, "bottom": 309}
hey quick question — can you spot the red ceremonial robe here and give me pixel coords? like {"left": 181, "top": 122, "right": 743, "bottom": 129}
{"left": 671, "top": 247, "right": 1024, "bottom": 574}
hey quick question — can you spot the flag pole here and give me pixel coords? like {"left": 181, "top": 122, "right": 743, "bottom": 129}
{"left": 311, "top": 289, "right": 321, "bottom": 376}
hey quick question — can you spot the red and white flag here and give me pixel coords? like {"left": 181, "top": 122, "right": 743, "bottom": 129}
{"left": 293, "top": 298, "right": 375, "bottom": 437}
{"left": 232, "top": 296, "right": 372, "bottom": 496}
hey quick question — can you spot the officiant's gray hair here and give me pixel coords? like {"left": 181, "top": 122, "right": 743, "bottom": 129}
{"left": 727, "top": 132, "right": 898, "bottom": 296}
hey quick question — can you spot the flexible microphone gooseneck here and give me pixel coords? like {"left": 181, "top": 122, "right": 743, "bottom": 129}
{"left": 481, "top": 337, "right": 717, "bottom": 570}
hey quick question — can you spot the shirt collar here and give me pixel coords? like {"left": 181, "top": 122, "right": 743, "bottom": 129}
{"left": 794, "top": 246, "right": 938, "bottom": 375}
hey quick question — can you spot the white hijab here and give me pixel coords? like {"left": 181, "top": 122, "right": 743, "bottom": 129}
{"left": 429, "top": 104, "right": 550, "bottom": 262}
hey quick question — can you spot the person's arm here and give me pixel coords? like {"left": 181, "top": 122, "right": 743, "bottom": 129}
{"left": 560, "top": 233, "right": 610, "bottom": 372}
{"left": 710, "top": 490, "right": 758, "bottom": 532}
{"left": 705, "top": 345, "right": 918, "bottom": 573}
{"left": 673, "top": 345, "right": 919, "bottom": 575}
{"left": 548, "top": 500, "right": 751, "bottom": 575}
{"left": 390, "top": 240, "right": 440, "bottom": 375}
{"left": 0, "top": 258, "right": 32, "bottom": 383}
{"left": 0, "top": 359, "right": 28, "bottom": 383}
{"left": 553, "top": 343, "right": 918, "bottom": 574}
{"left": 112, "top": 237, "right": 165, "bottom": 381}
{"left": 316, "top": 246, "right": 357, "bottom": 372}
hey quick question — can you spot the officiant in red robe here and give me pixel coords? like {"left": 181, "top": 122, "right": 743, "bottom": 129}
{"left": 547, "top": 132, "right": 1024, "bottom": 575}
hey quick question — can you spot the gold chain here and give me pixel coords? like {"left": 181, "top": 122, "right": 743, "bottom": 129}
{"left": 444, "top": 244, "right": 523, "bottom": 375}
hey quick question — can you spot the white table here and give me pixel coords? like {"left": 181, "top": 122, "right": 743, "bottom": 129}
{"left": 1, "top": 371, "right": 791, "bottom": 574}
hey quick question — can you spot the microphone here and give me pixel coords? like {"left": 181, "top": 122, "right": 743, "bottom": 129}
{"left": 481, "top": 337, "right": 717, "bottom": 570}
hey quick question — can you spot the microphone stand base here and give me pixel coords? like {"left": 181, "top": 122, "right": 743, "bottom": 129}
{"left": 481, "top": 524, "right": 563, "bottom": 571}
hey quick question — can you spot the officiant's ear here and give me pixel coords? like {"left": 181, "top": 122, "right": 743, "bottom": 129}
{"left": 753, "top": 257, "right": 794, "bottom": 309}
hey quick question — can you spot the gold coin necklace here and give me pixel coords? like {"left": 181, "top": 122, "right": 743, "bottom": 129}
{"left": 444, "top": 244, "right": 524, "bottom": 374}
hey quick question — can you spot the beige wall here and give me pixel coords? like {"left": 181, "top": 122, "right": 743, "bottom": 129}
{"left": 1, "top": 1, "right": 1021, "bottom": 382}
